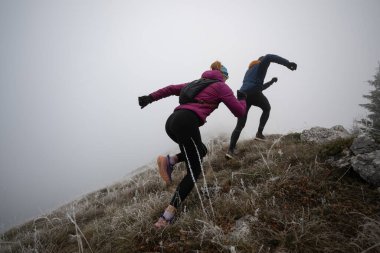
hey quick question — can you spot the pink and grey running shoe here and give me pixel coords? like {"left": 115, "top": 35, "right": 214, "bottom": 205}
{"left": 157, "top": 155, "right": 173, "bottom": 184}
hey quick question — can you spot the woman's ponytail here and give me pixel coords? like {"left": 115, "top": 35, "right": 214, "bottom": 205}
{"left": 210, "top": 61, "right": 222, "bottom": 71}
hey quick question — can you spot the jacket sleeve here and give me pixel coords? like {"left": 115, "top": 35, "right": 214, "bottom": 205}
{"left": 262, "top": 80, "right": 273, "bottom": 91}
{"left": 218, "top": 84, "right": 246, "bottom": 118}
{"left": 149, "top": 83, "right": 187, "bottom": 102}
{"left": 260, "top": 54, "right": 290, "bottom": 69}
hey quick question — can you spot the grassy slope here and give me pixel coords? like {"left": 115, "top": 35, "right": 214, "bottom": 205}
{"left": 1, "top": 134, "right": 379, "bottom": 253}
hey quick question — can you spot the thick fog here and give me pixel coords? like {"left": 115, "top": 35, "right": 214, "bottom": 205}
{"left": 1, "top": 0, "right": 380, "bottom": 233}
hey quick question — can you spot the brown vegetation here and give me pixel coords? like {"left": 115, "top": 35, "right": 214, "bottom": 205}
{"left": 1, "top": 134, "right": 379, "bottom": 253}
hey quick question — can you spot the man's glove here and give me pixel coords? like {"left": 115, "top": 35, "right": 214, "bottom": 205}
{"left": 237, "top": 90, "right": 247, "bottom": 100}
{"left": 271, "top": 77, "right": 278, "bottom": 84}
{"left": 138, "top": 95, "right": 153, "bottom": 109}
{"left": 287, "top": 62, "right": 297, "bottom": 71}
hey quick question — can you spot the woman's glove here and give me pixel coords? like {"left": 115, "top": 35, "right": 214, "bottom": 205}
{"left": 138, "top": 95, "right": 153, "bottom": 109}
{"left": 270, "top": 77, "right": 278, "bottom": 84}
{"left": 287, "top": 62, "right": 297, "bottom": 71}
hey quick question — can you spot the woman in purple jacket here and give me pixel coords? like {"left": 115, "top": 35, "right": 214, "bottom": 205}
{"left": 138, "top": 61, "right": 246, "bottom": 228}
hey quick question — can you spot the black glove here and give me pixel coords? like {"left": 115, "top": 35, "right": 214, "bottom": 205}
{"left": 271, "top": 77, "right": 278, "bottom": 84}
{"left": 138, "top": 95, "right": 153, "bottom": 109}
{"left": 287, "top": 62, "right": 297, "bottom": 71}
{"left": 237, "top": 90, "right": 247, "bottom": 100}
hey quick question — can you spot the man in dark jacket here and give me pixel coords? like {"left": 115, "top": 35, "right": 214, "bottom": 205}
{"left": 226, "top": 54, "right": 297, "bottom": 159}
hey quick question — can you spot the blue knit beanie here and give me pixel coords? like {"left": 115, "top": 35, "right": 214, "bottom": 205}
{"left": 220, "top": 65, "right": 228, "bottom": 78}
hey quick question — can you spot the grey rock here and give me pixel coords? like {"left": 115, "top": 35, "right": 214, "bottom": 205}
{"left": 300, "top": 125, "right": 351, "bottom": 144}
{"left": 350, "top": 133, "right": 379, "bottom": 155}
{"left": 325, "top": 148, "right": 352, "bottom": 168}
{"left": 351, "top": 150, "right": 380, "bottom": 186}
{"left": 316, "top": 131, "right": 380, "bottom": 186}
{"left": 327, "top": 157, "right": 352, "bottom": 169}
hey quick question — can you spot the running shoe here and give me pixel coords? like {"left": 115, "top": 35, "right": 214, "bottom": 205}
{"left": 157, "top": 155, "right": 173, "bottom": 184}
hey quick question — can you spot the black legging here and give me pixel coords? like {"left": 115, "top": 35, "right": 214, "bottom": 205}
{"left": 229, "top": 91, "right": 271, "bottom": 151}
{"left": 165, "top": 109, "right": 208, "bottom": 208}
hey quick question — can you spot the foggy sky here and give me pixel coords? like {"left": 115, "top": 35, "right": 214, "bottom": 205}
{"left": 1, "top": 0, "right": 380, "bottom": 233}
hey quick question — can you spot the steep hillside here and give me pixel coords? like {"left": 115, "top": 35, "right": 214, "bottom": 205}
{"left": 1, "top": 133, "right": 379, "bottom": 253}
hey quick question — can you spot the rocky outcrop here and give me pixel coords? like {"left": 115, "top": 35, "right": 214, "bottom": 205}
{"left": 301, "top": 127, "right": 380, "bottom": 187}
{"left": 300, "top": 125, "right": 351, "bottom": 144}
{"left": 351, "top": 150, "right": 380, "bottom": 186}
{"left": 350, "top": 133, "right": 380, "bottom": 155}
{"left": 349, "top": 134, "right": 380, "bottom": 186}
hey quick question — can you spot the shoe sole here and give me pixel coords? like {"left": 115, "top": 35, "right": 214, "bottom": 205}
{"left": 225, "top": 153, "right": 234, "bottom": 160}
{"left": 254, "top": 137, "right": 267, "bottom": 142}
{"left": 154, "top": 217, "right": 170, "bottom": 229}
{"left": 157, "top": 156, "right": 171, "bottom": 185}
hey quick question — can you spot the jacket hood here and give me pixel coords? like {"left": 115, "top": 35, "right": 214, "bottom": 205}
{"left": 201, "top": 70, "right": 224, "bottom": 81}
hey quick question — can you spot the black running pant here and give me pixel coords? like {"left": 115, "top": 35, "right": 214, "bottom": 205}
{"left": 165, "top": 109, "right": 207, "bottom": 208}
{"left": 229, "top": 91, "right": 271, "bottom": 151}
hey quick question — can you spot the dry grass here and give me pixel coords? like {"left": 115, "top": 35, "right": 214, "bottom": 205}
{"left": 1, "top": 133, "right": 379, "bottom": 253}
